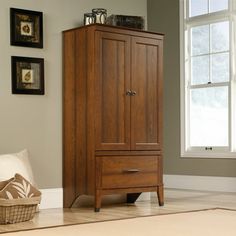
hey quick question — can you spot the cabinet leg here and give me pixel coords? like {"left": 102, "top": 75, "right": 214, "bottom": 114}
{"left": 127, "top": 193, "right": 142, "bottom": 203}
{"left": 95, "top": 190, "right": 101, "bottom": 212}
{"left": 95, "top": 208, "right": 100, "bottom": 212}
{"left": 157, "top": 185, "right": 164, "bottom": 206}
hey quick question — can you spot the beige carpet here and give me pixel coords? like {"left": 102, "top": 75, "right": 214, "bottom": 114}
{"left": 2, "top": 208, "right": 236, "bottom": 236}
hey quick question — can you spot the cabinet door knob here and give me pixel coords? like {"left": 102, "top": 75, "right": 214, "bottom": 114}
{"left": 123, "top": 169, "right": 140, "bottom": 173}
{"left": 126, "top": 90, "right": 132, "bottom": 96}
{"left": 131, "top": 91, "right": 136, "bottom": 96}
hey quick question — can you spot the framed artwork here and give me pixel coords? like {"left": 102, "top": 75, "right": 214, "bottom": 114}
{"left": 11, "top": 56, "right": 44, "bottom": 95}
{"left": 10, "top": 8, "right": 43, "bottom": 48}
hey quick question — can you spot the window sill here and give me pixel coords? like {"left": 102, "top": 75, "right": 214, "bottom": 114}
{"left": 181, "top": 151, "right": 236, "bottom": 159}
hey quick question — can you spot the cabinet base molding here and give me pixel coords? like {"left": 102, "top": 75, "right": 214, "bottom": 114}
{"left": 95, "top": 186, "right": 164, "bottom": 212}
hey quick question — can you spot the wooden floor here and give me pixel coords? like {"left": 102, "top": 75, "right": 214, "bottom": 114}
{"left": 1, "top": 188, "right": 236, "bottom": 233}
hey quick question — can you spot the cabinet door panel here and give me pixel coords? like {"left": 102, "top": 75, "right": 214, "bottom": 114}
{"left": 95, "top": 32, "right": 131, "bottom": 150}
{"left": 131, "top": 37, "right": 163, "bottom": 150}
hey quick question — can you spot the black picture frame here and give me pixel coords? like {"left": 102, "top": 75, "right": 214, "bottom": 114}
{"left": 10, "top": 8, "right": 43, "bottom": 48}
{"left": 11, "top": 56, "right": 44, "bottom": 95}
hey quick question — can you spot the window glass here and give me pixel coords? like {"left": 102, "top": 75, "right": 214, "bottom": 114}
{"left": 190, "top": 0, "right": 229, "bottom": 17}
{"left": 209, "top": 0, "right": 228, "bottom": 13}
{"left": 191, "top": 55, "right": 209, "bottom": 85}
{"left": 190, "top": 0, "right": 208, "bottom": 17}
{"left": 211, "top": 21, "right": 229, "bottom": 53}
{"left": 191, "top": 25, "right": 209, "bottom": 56}
{"left": 190, "top": 87, "right": 228, "bottom": 146}
{"left": 211, "top": 53, "right": 229, "bottom": 83}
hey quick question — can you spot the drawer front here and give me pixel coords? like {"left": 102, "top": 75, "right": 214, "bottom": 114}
{"left": 98, "top": 156, "right": 158, "bottom": 189}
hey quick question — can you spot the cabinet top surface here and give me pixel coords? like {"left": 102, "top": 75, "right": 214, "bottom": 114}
{"left": 63, "top": 23, "right": 164, "bottom": 38}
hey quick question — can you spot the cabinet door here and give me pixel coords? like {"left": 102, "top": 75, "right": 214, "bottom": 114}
{"left": 95, "top": 31, "right": 131, "bottom": 150}
{"left": 131, "top": 37, "right": 163, "bottom": 150}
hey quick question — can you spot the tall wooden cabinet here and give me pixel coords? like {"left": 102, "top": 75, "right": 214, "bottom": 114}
{"left": 63, "top": 24, "right": 164, "bottom": 211}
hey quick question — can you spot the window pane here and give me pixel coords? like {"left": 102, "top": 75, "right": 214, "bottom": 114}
{"left": 191, "top": 25, "right": 209, "bottom": 56}
{"left": 190, "top": 87, "right": 228, "bottom": 146}
{"left": 191, "top": 55, "right": 209, "bottom": 85}
{"left": 190, "top": 0, "right": 208, "bottom": 17}
{"left": 211, "top": 53, "right": 229, "bottom": 83}
{"left": 210, "top": 0, "right": 228, "bottom": 13}
{"left": 211, "top": 21, "right": 229, "bottom": 53}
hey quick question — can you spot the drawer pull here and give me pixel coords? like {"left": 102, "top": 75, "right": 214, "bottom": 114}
{"left": 123, "top": 169, "right": 140, "bottom": 173}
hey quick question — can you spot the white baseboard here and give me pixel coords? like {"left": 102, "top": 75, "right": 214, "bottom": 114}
{"left": 163, "top": 174, "right": 236, "bottom": 192}
{"left": 39, "top": 188, "right": 63, "bottom": 209}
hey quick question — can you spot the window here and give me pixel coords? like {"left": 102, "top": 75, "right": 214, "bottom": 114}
{"left": 180, "top": 0, "right": 236, "bottom": 157}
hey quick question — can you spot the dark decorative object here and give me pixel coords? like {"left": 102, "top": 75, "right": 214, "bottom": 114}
{"left": 84, "top": 13, "right": 95, "bottom": 25}
{"left": 11, "top": 56, "right": 44, "bottom": 95}
{"left": 10, "top": 8, "right": 43, "bottom": 48}
{"left": 92, "top": 8, "right": 107, "bottom": 24}
{"left": 107, "top": 15, "right": 144, "bottom": 30}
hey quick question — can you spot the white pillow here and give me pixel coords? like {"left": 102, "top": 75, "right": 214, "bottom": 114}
{"left": 0, "top": 149, "right": 35, "bottom": 185}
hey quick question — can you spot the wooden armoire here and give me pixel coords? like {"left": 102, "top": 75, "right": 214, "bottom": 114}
{"left": 63, "top": 24, "right": 164, "bottom": 212}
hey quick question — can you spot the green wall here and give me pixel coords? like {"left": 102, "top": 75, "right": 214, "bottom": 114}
{"left": 0, "top": 0, "right": 147, "bottom": 189}
{"left": 147, "top": 0, "right": 236, "bottom": 177}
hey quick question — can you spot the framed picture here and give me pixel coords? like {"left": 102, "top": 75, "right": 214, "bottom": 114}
{"left": 10, "top": 8, "right": 43, "bottom": 48}
{"left": 11, "top": 56, "right": 44, "bottom": 95}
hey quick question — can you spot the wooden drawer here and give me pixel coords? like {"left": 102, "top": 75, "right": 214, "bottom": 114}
{"left": 97, "top": 156, "right": 158, "bottom": 189}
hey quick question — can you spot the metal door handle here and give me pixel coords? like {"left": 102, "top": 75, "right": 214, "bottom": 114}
{"left": 126, "top": 90, "right": 132, "bottom": 96}
{"left": 126, "top": 90, "right": 136, "bottom": 96}
{"left": 123, "top": 169, "right": 140, "bottom": 173}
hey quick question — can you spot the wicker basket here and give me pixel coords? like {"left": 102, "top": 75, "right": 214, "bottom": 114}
{"left": 0, "top": 197, "right": 41, "bottom": 224}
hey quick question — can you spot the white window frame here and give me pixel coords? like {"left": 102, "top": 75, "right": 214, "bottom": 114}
{"left": 180, "top": 0, "right": 236, "bottom": 158}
